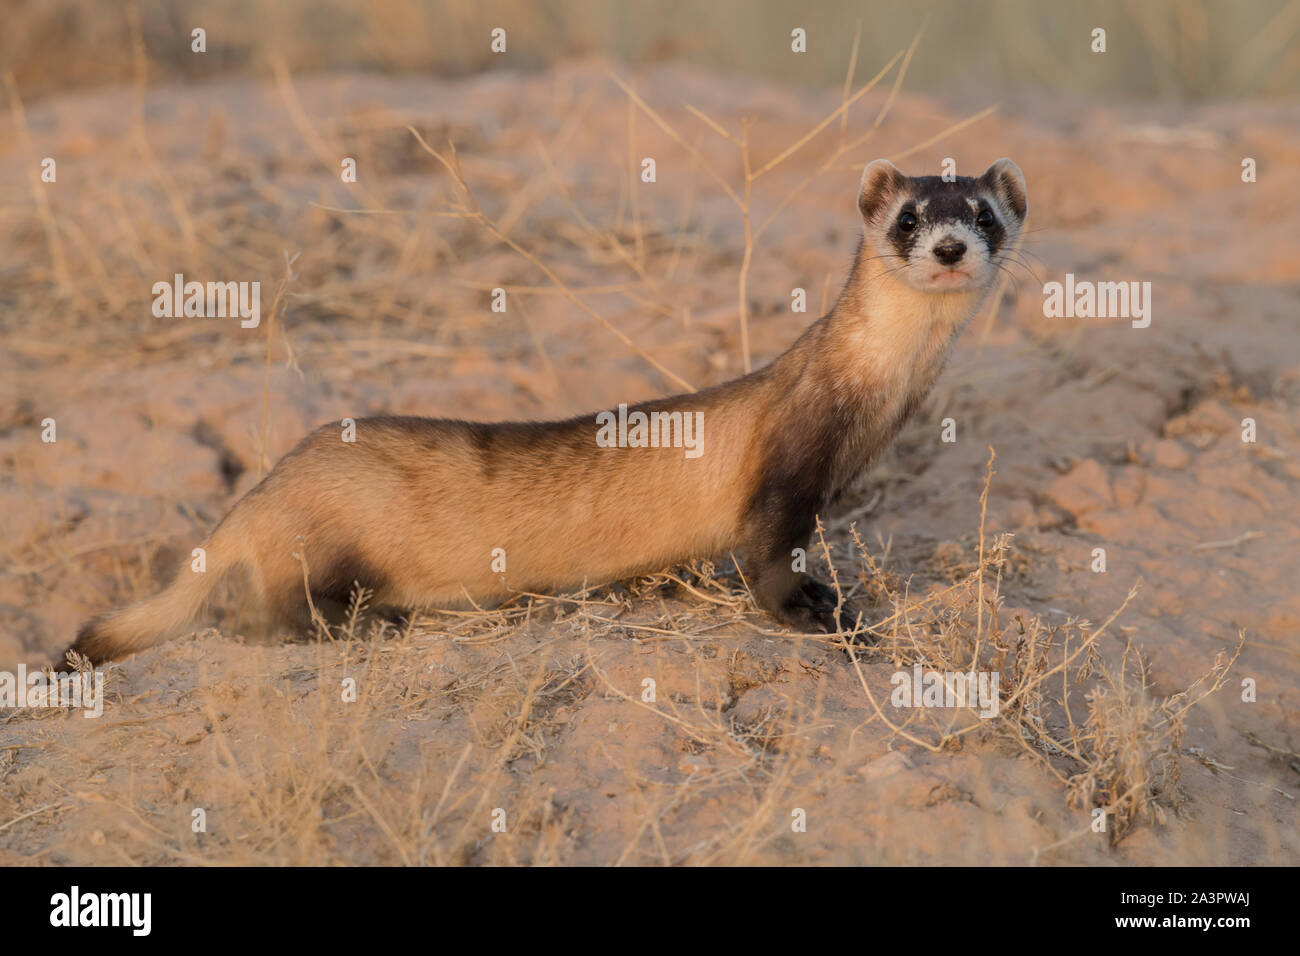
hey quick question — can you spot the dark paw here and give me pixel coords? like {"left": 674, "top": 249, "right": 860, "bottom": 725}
{"left": 776, "top": 578, "right": 870, "bottom": 644}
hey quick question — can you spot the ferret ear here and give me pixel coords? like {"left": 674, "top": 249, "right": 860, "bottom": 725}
{"left": 858, "top": 158, "right": 906, "bottom": 221}
{"left": 980, "top": 158, "right": 1027, "bottom": 221}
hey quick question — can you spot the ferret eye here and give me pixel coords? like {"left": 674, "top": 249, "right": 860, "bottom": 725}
{"left": 898, "top": 211, "right": 918, "bottom": 232}
{"left": 976, "top": 208, "right": 995, "bottom": 228}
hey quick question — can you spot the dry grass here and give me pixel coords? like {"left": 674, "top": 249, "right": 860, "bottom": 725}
{"left": 7, "top": 1, "right": 1300, "bottom": 102}
{"left": 828, "top": 450, "right": 1242, "bottom": 849}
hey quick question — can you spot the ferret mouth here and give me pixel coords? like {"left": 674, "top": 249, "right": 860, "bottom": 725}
{"left": 926, "top": 268, "right": 975, "bottom": 286}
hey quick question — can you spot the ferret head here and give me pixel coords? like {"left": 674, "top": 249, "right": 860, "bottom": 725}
{"left": 857, "top": 158, "right": 1027, "bottom": 295}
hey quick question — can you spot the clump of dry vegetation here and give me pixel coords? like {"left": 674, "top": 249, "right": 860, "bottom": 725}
{"left": 818, "top": 450, "right": 1241, "bottom": 849}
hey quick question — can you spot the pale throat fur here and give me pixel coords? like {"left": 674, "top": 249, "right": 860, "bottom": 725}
{"left": 749, "top": 249, "right": 992, "bottom": 518}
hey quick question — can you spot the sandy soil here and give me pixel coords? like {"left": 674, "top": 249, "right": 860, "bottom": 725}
{"left": 0, "top": 62, "right": 1296, "bottom": 864}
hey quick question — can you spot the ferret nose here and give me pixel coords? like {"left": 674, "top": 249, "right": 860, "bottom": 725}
{"left": 933, "top": 239, "right": 966, "bottom": 265}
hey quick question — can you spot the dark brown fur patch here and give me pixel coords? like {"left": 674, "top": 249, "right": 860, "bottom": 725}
{"left": 313, "top": 549, "right": 388, "bottom": 606}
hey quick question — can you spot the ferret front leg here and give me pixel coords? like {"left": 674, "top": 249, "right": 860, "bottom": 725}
{"left": 747, "top": 540, "right": 865, "bottom": 642}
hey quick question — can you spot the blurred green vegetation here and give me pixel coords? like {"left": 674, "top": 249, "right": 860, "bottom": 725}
{"left": 4, "top": 0, "right": 1299, "bottom": 101}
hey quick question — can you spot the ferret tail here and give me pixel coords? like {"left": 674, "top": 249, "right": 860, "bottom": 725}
{"left": 69, "top": 524, "right": 242, "bottom": 664}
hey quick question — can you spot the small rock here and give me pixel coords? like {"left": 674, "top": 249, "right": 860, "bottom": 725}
{"left": 1113, "top": 471, "right": 1145, "bottom": 507}
{"left": 678, "top": 754, "right": 710, "bottom": 775}
{"left": 1046, "top": 458, "right": 1112, "bottom": 517}
{"left": 1152, "top": 439, "right": 1190, "bottom": 469}
{"left": 859, "top": 750, "right": 912, "bottom": 781}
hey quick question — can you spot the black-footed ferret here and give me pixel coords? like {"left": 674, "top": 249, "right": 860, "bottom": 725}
{"left": 72, "top": 158, "right": 1026, "bottom": 662}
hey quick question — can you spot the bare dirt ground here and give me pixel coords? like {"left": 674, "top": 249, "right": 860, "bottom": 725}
{"left": 1, "top": 61, "right": 1296, "bottom": 864}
